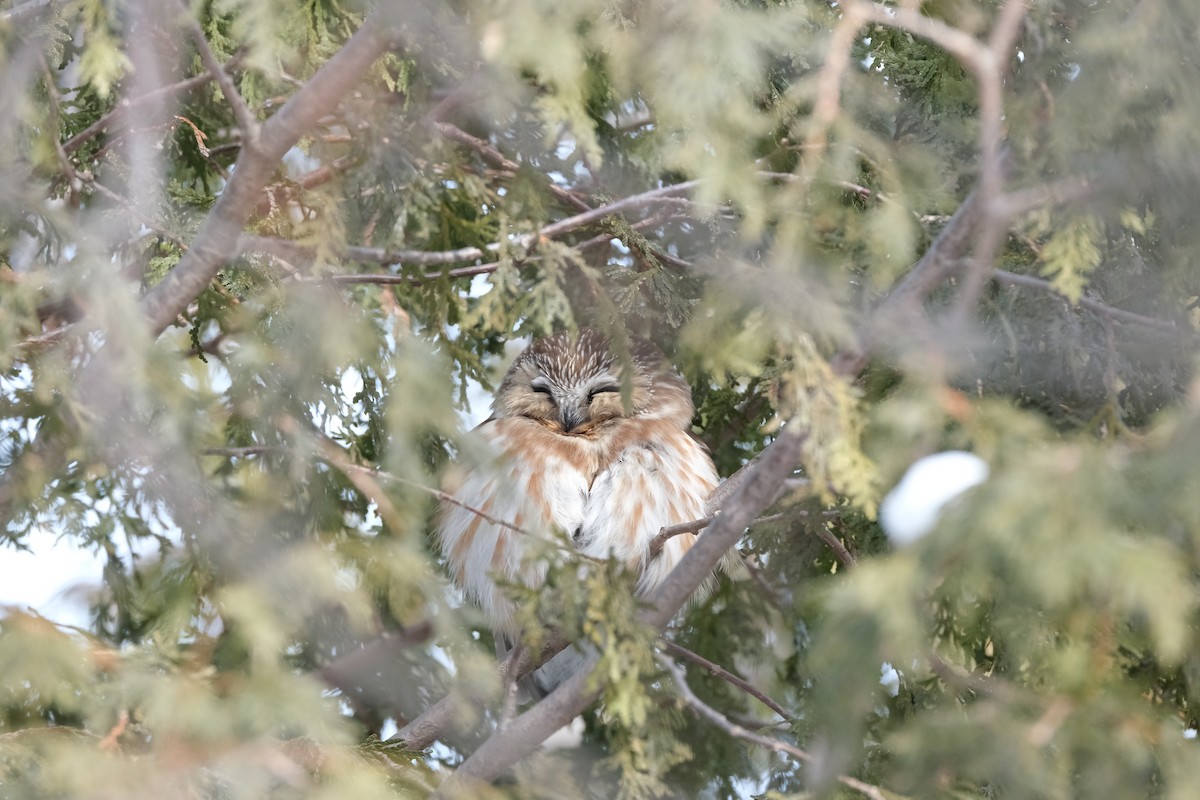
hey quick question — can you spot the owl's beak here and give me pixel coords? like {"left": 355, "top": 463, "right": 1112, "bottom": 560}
{"left": 560, "top": 403, "right": 586, "bottom": 433}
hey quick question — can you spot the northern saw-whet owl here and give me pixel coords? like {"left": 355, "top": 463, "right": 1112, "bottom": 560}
{"left": 438, "top": 328, "right": 720, "bottom": 693}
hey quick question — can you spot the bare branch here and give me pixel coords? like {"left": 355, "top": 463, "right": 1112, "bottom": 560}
{"left": 138, "top": 10, "right": 399, "bottom": 336}
{"left": 431, "top": 653, "right": 602, "bottom": 796}
{"left": 995, "top": 176, "right": 1096, "bottom": 219}
{"left": 434, "top": 121, "right": 591, "bottom": 213}
{"left": 993, "top": 269, "right": 1192, "bottom": 337}
{"left": 392, "top": 628, "right": 573, "bottom": 754}
{"left": 812, "top": 0, "right": 1032, "bottom": 361}
{"left": 815, "top": 523, "right": 856, "bottom": 567}
{"left": 202, "top": 443, "right": 537, "bottom": 541}
{"left": 844, "top": 0, "right": 1028, "bottom": 326}
{"left": 831, "top": 186, "right": 985, "bottom": 377}
{"left": 647, "top": 515, "right": 715, "bottom": 559}
{"left": 660, "top": 656, "right": 890, "bottom": 800}
{"left": 63, "top": 67, "right": 233, "bottom": 156}
{"left": 644, "top": 430, "right": 808, "bottom": 632}
{"left": 661, "top": 640, "right": 797, "bottom": 722}
{"left": 0, "top": 0, "right": 51, "bottom": 25}
{"left": 317, "top": 622, "right": 434, "bottom": 690}
{"left": 647, "top": 507, "right": 811, "bottom": 560}
{"left": 176, "top": 0, "right": 260, "bottom": 142}
{"left": 436, "top": 429, "right": 809, "bottom": 786}
{"left": 805, "top": 2, "right": 870, "bottom": 157}
{"left": 237, "top": 179, "right": 701, "bottom": 272}
{"left": 949, "top": 0, "right": 1030, "bottom": 324}
{"left": 855, "top": 2, "right": 989, "bottom": 69}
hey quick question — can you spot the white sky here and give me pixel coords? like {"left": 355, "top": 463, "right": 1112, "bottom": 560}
{"left": 0, "top": 527, "right": 105, "bottom": 629}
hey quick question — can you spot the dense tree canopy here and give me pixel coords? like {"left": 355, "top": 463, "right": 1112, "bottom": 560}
{"left": 4, "top": 0, "right": 1200, "bottom": 797}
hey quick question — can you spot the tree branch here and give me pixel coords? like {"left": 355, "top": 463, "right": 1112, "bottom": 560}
{"left": 176, "top": 0, "right": 260, "bottom": 142}
{"left": 644, "top": 430, "right": 808, "bottom": 632}
{"left": 993, "top": 269, "right": 1192, "bottom": 337}
{"left": 995, "top": 176, "right": 1095, "bottom": 219}
{"left": 947, "top": 0, "right": 1029, "bottom": 323}
{"left": 434, "top": 121, "right": 591, "bottom": 213}
{"left": 390, "top": 628, "right": 573, "bottom": 755}
{"left": 815, "top": 522, "right": 856, "bottom": 567}
{"left": 62, "top": 65, "right": 236, "bottom": 156}
{"left": 660, "top": 640, "right": 797, "bottom": 723}
{"left": 831, "top": 185, "right": 985, "bottom": 377}
{"left": 0, "top": 0, "right": 51, "bottom": 25}
{"left": 660, "top": 656, "right": 891, "bottom": 800}
{"left": 437, "top": 430, "right": 809, "bottom": 787}
{"left": 201, "top": 443, "right": 551, "bottom": 543}
{"left": 138, "top": 10, "right": 399, "bottom": 336}
{"left": 819, "top": 0, "right": 1031, "bottom": 375}
{"left": 838, "top": 0, "right": 1031, "bottom": 327}
{"left": 236, "top": 179, "right": 701, "bottom": 272}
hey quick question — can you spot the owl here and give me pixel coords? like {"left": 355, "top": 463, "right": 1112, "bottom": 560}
{"left": 438, "top": 328, "right": 720, "bottom": 692}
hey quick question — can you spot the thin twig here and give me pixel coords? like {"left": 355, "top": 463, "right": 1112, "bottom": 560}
{"left": 661, "top": 640, "right": 797, "bottom": 722}
{"left": 815, "top": 523, "right": 856, "bottom": 567}
{"left": 647, "top": 510, "right": 795, "bottom": 560}
{"left": 177, "top": 0, "right": 260, "bottom": 142}
{"left": 434, "top": 121, "right": 591, "bottom": 213}
{"left": 0, "top": 0, "right": 51, "bottom": 25}
{"left": 237, "top": 180, "right": 701, "bottom": 270}
{"left": 63, "top": 65, "right": 235, "bottom": 156}
{"left": 277, "top": 416, "right": 410, "bottom": 536}
{"left": 201, "top": 444, "right": 531, "bottom": 538}
{"left": 647, "top": 515, "right": 715, "bottom": 558}
{"left": 660, "top": 655, "right": 891, "bottom": 800}
{"left": 992, "top": 269, "right": 1190, "bottom": 337}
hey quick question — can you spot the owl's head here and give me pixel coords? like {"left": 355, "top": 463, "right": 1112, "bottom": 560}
{"left": 493, "top": 328, "right": 692, "bottom": 434}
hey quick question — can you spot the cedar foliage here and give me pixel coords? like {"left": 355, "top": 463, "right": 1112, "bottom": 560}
{"left": 3, "top": 0, "right": 1200, "bottom": 797}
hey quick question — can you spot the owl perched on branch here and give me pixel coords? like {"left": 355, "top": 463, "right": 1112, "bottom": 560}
{"left": 438, "top": 328, "right": 720, "bottom": 692}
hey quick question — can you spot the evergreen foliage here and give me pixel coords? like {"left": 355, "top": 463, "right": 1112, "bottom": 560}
{"left": 2, "top": 0, "right": 1200, "bottom": 797}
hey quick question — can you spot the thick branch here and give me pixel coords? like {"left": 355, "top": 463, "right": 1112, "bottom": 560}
{"left": 441, "top": 430, "right": 808, "bottom": 786}
{"left": 644, "top": 430, "right": 808, "bottom": 631}
{"left": 138, "top": 11, "right": 398, "bottom": 336}
{"left": 392, "top": 628, "right": 573, "bottom": 755}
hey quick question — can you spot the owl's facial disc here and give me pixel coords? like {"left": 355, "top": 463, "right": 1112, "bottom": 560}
{"left": 529, "top": 375, "right": 622, "bottom": 434}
